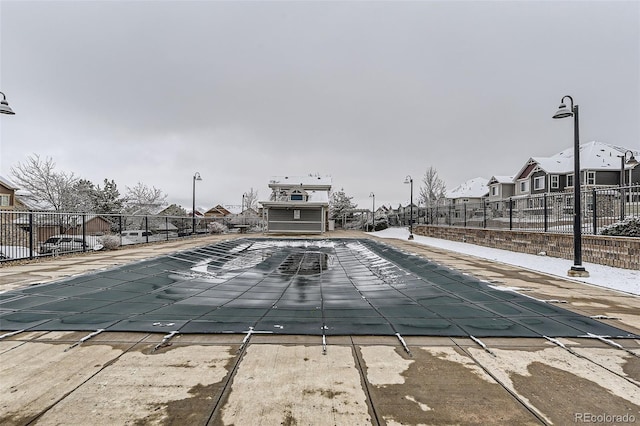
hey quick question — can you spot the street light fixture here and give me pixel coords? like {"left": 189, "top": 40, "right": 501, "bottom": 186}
{"left": 618, "top": 150, "right": 638, "bottom": 187}
{"left": 192, "top": 172, "right": 202, "bottom": 234}
{"left": 553, "top": 95, "right": 588, "bottom": 277}
{"left": 0, "top": 92, "right": 15, "bottom": 115}
{"left": 404, "top": 176, "right": 414, "bottom": 240}
{"left": 369, "top": 192, "right": 375, "bottom": 231}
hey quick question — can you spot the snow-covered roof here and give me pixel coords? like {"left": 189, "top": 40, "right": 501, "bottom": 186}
{"left": 447, "top": 177, "right": 489, "bottom": 199}
{"left": 0, "top": 175, "right": 18, "bottom": 190}
{"left": 306, "top": 190, "right": 329, "bottom": 203}
{"left": 488, "top": 175, "right": 514, "bottom": 185}
{"left": 268, "top": 175, "right": 332, "bottom": 187}
{"left": 524, "top": 141, "right": 638, "bottom": 176}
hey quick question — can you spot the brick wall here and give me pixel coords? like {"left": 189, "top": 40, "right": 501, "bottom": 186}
{"left": 413, "top": 225, "right": 640, "bottom": 270}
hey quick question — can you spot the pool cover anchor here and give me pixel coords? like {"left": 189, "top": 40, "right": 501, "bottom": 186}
{"left": 543, "top": 336, "right": 583, "bottom": 358}
{"left": 585, "top": 333, "right": 640, "bottom": 358}
{"left": 237, "top": 327, "right": 273, "bottom": 353}
{"left": 153, "top": 330, "right": 179, "bottom": 352}
{"left": 65, "top": 329, "right": 105, "bottom": 352}
{"left": 469, "top": 335, "right": 496, "bottom": 357}
{"left": 0, "top": 330, "right": 25, "bottom": 340}
{"left": 395, "top": 333, "right": 412, "bottom": 356}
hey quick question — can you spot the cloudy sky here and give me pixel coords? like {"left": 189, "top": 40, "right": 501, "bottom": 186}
{"left": 1, "top": 0, "right": 638, "bottom": 211}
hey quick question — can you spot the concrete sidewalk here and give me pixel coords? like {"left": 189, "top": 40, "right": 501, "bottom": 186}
{"left": 1, "top": 231, "right": 639, "bottom": 425}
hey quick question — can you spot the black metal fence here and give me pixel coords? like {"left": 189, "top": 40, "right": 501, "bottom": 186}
{"left": 0, "top": 211, "right": 264, "bottom": 262}
{"left": 395, "top": 185, "right": 640, "bottom": 235}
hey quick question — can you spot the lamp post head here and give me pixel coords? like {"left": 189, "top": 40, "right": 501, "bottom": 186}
{"left": 0, "top": 92, "right": 15, "bottom": 115}
{"left": 552, "top": 103, "right": 573, "bottom": 119}
{"left": 404, "top": 175, "right": 412, "bottom": 184}
{"left": 369, "top": 192, "right": 374, "bottom": 198}
{"left": 625, "top": 151, "right": 639, "bottom": 167}
{"left": 194, "top": 172, "right": 202, "bottom": 181}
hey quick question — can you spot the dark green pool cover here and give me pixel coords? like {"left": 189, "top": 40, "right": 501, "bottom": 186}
{"left": 0, "top": 238, "right": 635, "bottom": 338}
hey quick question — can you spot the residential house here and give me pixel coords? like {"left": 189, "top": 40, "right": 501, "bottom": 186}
{"left": 0, "top": 176, "right": 18, "bottom": 210}
{"left": 260, "top": 175, "right": 331, "bottom": 234}
{"left": 446, "top": 177, "right": 490, "bottom": 204}
{"left": 488, "top": 176, "right": 515, "bottom": 202}
{"left": 445, "top": 177, "right": 489, "bottom": 223}
{"left": 513, "top": 141, "right": 639, "bottom": 198}
{"left": 204, "top": 205, "right": 233, "bottom": 218}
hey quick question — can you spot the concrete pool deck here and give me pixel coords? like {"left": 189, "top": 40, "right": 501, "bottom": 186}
{"left": 1, "top": 231, "right": 639, "bottom": 425}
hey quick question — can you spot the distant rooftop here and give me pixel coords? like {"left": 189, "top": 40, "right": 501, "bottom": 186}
{"left": 268, "top": 175, "right": 332, "bottom": 187}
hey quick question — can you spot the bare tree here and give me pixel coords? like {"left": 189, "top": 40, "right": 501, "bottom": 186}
{"left": 243, "top": 187, "right": 259, "bottom": 211}
{"left": 11, "top": 154, "right": 80, "bottom": 211}
{"left": 418, "top": 166, "right": 447, "bottom": 207}
{"left": 123, "top": 182, "right": 168, "bottom": 214}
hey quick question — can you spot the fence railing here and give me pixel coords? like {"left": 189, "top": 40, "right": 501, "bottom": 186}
{"left": 391, "top": 185, "right": 640, "bottom": 235}
{"left": 0, "top": 211, "right": 264, "bottom": 262}
{"left": 343, "top": 185, "right": 639, "bottom": 234}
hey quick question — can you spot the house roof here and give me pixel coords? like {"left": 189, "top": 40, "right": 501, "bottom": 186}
{"left": 0, "top": 175, "right": 18, "bottom": 190}
{"left": 447, "top": 177, "right": 489, "bottom": 199}
{"left": 517, "top": 141, "right": 639, "bottom": 179}
{"left": 268, "top": 175, "right": 332, "bottom": 188}
{"left": 488, "top": 175, "right": 514, "bottom": 185}
{"left": 204, "top": 205, "right": 232, "bottom": 216}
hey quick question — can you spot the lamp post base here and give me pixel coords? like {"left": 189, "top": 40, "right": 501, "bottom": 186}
{"left": 567, "top": 265, "right": 589, "bottom": 278}
{"left": 408, "top": 234, "right": 414, "bottom": 240}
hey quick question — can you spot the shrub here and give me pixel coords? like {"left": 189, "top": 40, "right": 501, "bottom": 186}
{"left": 208, "top": 222, "right": 228, "bottom": 234}
{"left": 600, "top": 217, "right": 640, "bottom": 237}
{"left": 99, "top": 234, "right": 121, "bottom": 250}
{"left": 365, "top": 219, "right": 389, "bottom": 232}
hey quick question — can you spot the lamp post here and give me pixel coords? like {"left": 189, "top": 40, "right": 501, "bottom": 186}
{"left": 618, "top": 150, "right": 638, "bottom": 221}
{"left": 369, "top": 192, "right": 375, "bottom": 231}
{"left": 0, "top": 92, "right": 15, "bottom": 115}
{"left": 553, "top": 95, "right": 588, "bottom": 277}
{"left": 618, "top": 150, "right": 638, "bottom": 187}
{"left": 404, "top": 175, "right": 414, "bottom": 240}
{"left": 242, "top": 192, "right": 248, "bottom": 225}
{"left": 192, "top": 172, "right": 202, "bottom": 234}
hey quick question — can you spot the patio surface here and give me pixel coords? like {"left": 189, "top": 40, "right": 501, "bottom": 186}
{"left": 1, "top": 231, "right": 639, "bottom": 425}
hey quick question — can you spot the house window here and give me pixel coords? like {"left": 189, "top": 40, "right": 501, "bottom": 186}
{"left": 550, "top": 175, "right": 559, "bottom": 189}
{"left": 567, "top": 174, "right": 574, "bottom": 187}
{"left": 0, "top": 194, "right": 9, "bottom": 207}
{"left": 533, "top": 176, "right": 545, "bottom": 191}
{"left": 519, "top": 181, "right": 529, "bottom": 193}
{"left": 289, "top": 189, "right": 306, "bottom": 201}
{"left": 586, "top": 171, "right": 596, "bottom": 185}
{"left": 491, "top": 186, "right": 498, "bottom": 196}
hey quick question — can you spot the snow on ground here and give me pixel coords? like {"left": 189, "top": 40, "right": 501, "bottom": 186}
{"left": 369, "top": 228, "right": 640, "bottom": 296}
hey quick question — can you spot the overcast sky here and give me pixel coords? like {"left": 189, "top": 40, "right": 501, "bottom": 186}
{"left": 1, "top": 0, "right": 638, "bottom": 211}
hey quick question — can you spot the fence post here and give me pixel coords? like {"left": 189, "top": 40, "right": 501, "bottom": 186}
{"left": 166, "top": 216, "right": 169, "bottom": 241}
{"left": 509, "top": 198, "right": 513, "bottom": 230}
{"left": 145, "top": 216, "right": 149, "bottom": 243}
{"left": 543, "top": 194, "right": 548, "bottom": 232}
{"left": 463, "top": 204, "right": 467, "bottom": 227}
{"left": 592, "top": 188, "right": 598, "bottom": 235}
{"left": 82, "top": 213, "right": 87, "bottom": 252}
{"left": 483, "top": 199, "right": 487, "bottom": 228}
{"left": 620, "top": 186, "right": 626, "bottom": 221}
{"left": 29, "top": 211, "right": 34, "bottom": 260}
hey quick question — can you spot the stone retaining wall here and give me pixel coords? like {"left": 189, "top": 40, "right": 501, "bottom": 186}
{"left": 413, "top": 225, "right": 640, "bottom": 270}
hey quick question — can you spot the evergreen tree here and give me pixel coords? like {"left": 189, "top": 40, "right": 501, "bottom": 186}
{"left": 93, "top": 179, "right": 124, "bottom": 214}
